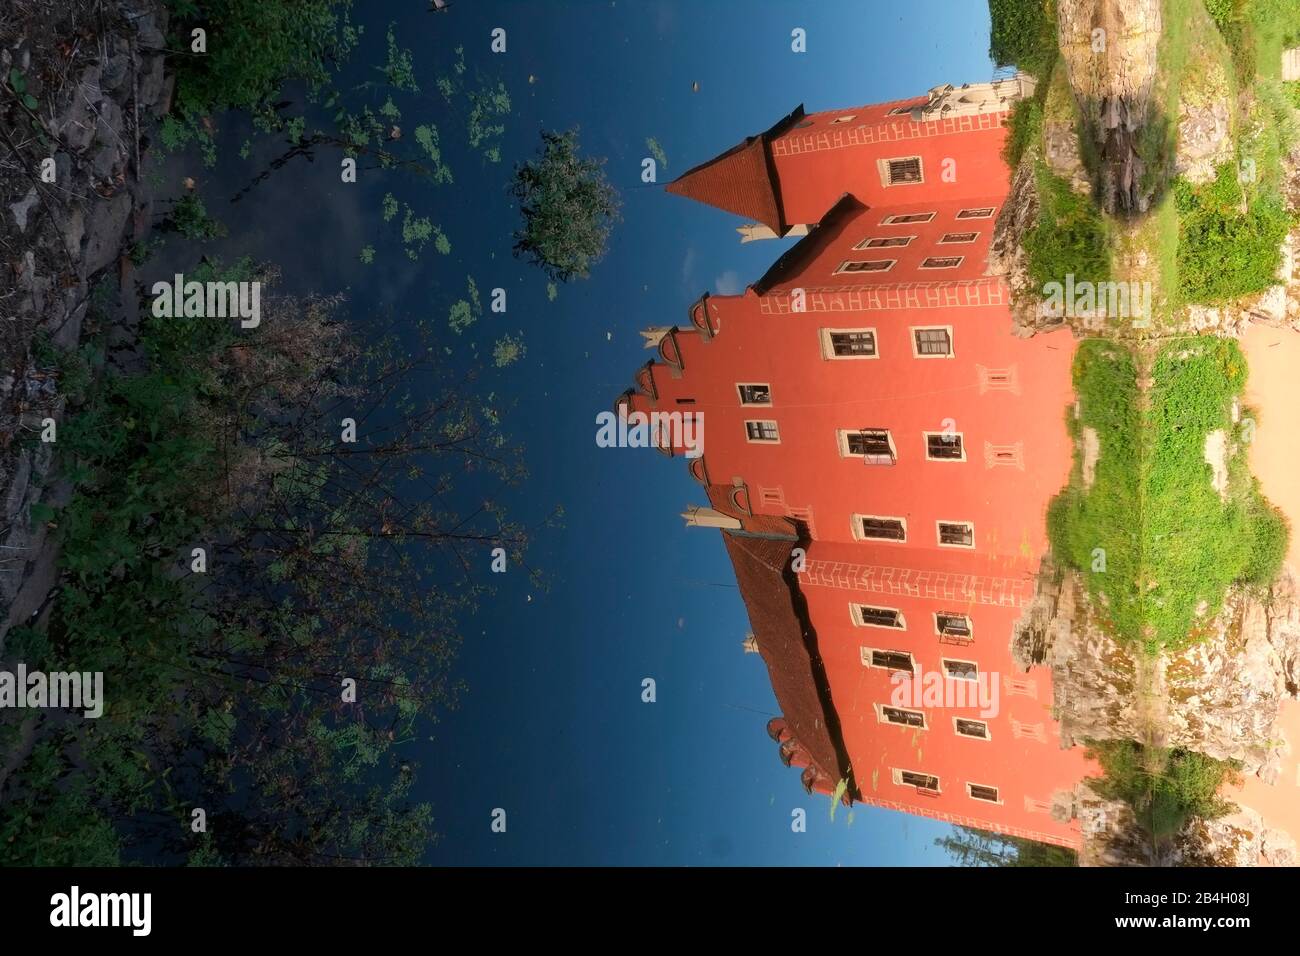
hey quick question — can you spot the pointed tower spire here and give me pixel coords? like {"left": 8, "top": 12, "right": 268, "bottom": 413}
{"left": 665, "top": 105, "right": 805, "bottom": 233}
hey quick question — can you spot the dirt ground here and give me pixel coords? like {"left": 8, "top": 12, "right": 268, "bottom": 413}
{"left": 1232, "top": 323, "right": 1300, "bottom": 864}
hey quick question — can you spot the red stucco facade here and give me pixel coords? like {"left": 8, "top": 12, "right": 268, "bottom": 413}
{"left": 624, "top": 79, "right": 1096, "bottom": 849}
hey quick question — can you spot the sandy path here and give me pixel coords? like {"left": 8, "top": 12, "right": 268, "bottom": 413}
{"left": 1242, "top": 324, "right": 1300, "bottom": 571}
{"left": 1233, "top": 324, "right": 1300, "bottom": 863}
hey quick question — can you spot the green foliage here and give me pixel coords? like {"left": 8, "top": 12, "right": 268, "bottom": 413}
{"left": 169, "top": 0, "right": 358, "bottom": 119}
{"left": 1002, "top": 96, "right": 1042, "bottom": 170}
{"left": 510, "top": 129, "right": 622, "bottom": 282}
{"left": 492, "top": 333, "right": 526, "bottom": 368}
{"left": 161, "top": 192, "right": 226, "bottom": 241}
{"left": 1049, "top": 339, "right": 1288, "bottom": 652}
{"left": 1025, "top": 164, "right": 1111, "bottom": 290}
{"left": 1175, "top": 163, "right": 1290, "bottom": 304}
{"left": 0, "top": 260, "right": 534, "bottom": 865}
{"left": 645, "top": 137, "right": 668, "bottom": 170}
{"left": 0, "top": 743, "right": 121, "bottom": 866}
{"left": 1088, "top": 740, "right": 1237, "bottom": 840}
{"left": 987, "top": 0, "right": 1059, "bottom": 79}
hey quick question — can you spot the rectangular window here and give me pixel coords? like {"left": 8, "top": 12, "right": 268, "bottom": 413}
{"left": 744, "top": 420, "right": 779, "bottom": 443}
{"left": 839, "top": 429, "right": 896, "bottom": 464}
{"left": 822, "top": 329, "right": 878, "bottom": 359}
{"left": 938, "top": 521, "right": 974, "bottom": 548}
{"left": 935, "top": 613, "right": 972, "bottom": 639}
{"left": 737, "top": 383, "right": 772, "bottom": 406}
{"left": 855, "top": 236, "right": 913, "bottom": 249}
{"left": 864, "top": 648, "right": 914, "bottom": 672}
{"left": 855, "top": 605, "right": 905, "bottom": 629}
{"left": 968, "top": 783, "right": 1000, "bottom": 803}
{"left": 895, "top": 769, "right": 940, "bottom": 792}
{"left": 881, "top": 212, "right": 934, "bottom": 225}
{"left": 883, "top": 156, "right": 923, "bottom": 185}
{"left": 955, "top": 718, "right": 990, "bottom": 740}
{"left": 957, "top": 207, "right": 995, "bottom": 219}
{"left": 920, "top": 255, "right": 963, "bottom": 270}
{"left": 912, "top": 326, "right": 953, "bottom": 357}
{"left": 925, "top": 432, "right": 965, "bottom": 461}
{"left": 880, "top": 705, "right": 926, "bottom": 728}
{"left": 835, "top": 259, "right": 895, "bottom": 274}
{"left": 857, "top": 515, "right": 906, "bottom": 542}
{"left": 939, "top": 231, "right": 978, "bottom": 244}
{"left": 942, "top": 658, "right": 979, "bottom": 681}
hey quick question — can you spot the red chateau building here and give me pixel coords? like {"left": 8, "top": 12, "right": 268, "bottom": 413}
{"left": 619, "top": 75, "right": 1095, "bottom": 849}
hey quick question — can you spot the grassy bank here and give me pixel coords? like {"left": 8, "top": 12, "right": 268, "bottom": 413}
{"left": 1049, "top": 338, "right": 1286, "bottom": 653}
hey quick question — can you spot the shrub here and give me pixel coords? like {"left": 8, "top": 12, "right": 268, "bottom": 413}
{"left": 988, "top": 0, "right": 1059, "bottom": 80}
{"left": 1174, "top": 163, "right": 1290, "bottom": 304}
{"left": 1025, "top": 165, "right": 1110, "bottom": 290}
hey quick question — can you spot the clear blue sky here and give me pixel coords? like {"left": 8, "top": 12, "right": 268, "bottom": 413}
{"left": 158, "top": 0, "right": 1002, "bottom": 865}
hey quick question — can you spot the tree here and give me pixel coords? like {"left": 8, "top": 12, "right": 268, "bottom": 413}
{"left": 935, "top": 826, "right": 1078, "bottom": 867}
{"left": 509, "top": 129, "right": 621, "bottom": 282}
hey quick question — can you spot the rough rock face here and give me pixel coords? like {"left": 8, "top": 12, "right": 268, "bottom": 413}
{"left": 0, "top": 1, "right": 171, "bottom": 647}
{"left": 1022, "top": 569, "right": 1300, "bottom": 775}
{"left": 1174, "top": 57, "right": 1233, "bottom": 186}
{"left": 988, "top": 151, "right": 1066, "bottom": 336}
{"left": 1078, "top": 783, "right": 1298, "bottom": 866}
{"left": 1056, "top": 0, "right": 1163, "bottom": 213}
{"left": 1042, "top": 68, "right": 1093, "bottom": 197}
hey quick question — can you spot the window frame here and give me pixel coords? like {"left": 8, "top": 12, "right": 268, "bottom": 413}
{"left": 910, "top": 325, "right": 954, "bottom": 359}
{"left": 941, "top": 657, "right": 980, "bottom": 682}
{"left": 956, "top": 207, "right": 996, "bottom": 220}
{"left": 936, "top": 520, "right": 975, "bottom": 549}
{"left": 837, "top": 428, "right": 897, "bottom": 463}
{"left": 881, "top": 211, "right": 935, "bottom": 225}
{"left": 862, "top": 647, "right": 916, "bottom": 673}
{"left": 820, "top": 327, "right": 879, "bottom": 360}
{"left": 852, "top": 604, "right": 907, "bottom": 630}
{"left": 879, "top": 155, "right": 924, "bottom": 186}
{"left": 939, "top": 231, "right": 979, "bottom": 244}
{"left": 934, "top": 612, "right": 974, "bottom": 640}
{"left": 835, "top": 258, "right": 896, "bottom": 275}
{"left": 853, "top": 513, "right": 908, "bottom": 543}
{"left": 924, "top": 431, "right": 966, "bottom": 462}
{"left": 967, "top": 782, "right": 1002, "bottom": 804}
{"left": 854, "top": 235, "right": 915, "bottom": 250}
{"left": 893, "top": 768, "right": 941, "bottom": 793}
{"left": 877, "top": 704, "right": 927, "bottom": 729}
{"left": 743, "top": 419, "right": 781, "bottom": 444}
{"left": 954, "top": 717, "right": 991, "bottom": 741}
{"left": 919, "top": 255, "right": 964, "bottom": 270}
{"left": 735, "top": 383, "right": 773, "bottom": 407}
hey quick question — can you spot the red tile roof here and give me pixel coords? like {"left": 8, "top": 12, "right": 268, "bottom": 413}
{"left": 664, "top": 105, "right": 806, "bottom": 233}
{"left": 721, "top": 530, "right": 852, "bottom": 790}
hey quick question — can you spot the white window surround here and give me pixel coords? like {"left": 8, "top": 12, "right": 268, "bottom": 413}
{"left": 852, "top": 513, "right": 909, "bottom": 543}
{"left": 835, "top": 258, "right": 896, "bottom": 275}
{"left": 910, "top": 325, "right": 954, "bottom": 359}
{"left": 881, "top": 211, "right": 935, "bottom": 225}
{"left": 744, "top": 419, "right": 780, "bottom": 444}
{"left": 941, "top": 657, "right": 979, "bottom": 681}
{"left": 851, "top": 604, "right": 907, "bottom": 630}
{"left": 923, "top": 430, "right": 967, "bottom": 462}
{"left": 877, "top": 703, "right": 928, "bottom": 729}
{"left": 936, "top": 520, "right": 975, "bottom": 549}
{"left": 819, "top": 328, "right": 879, "bottom": 360}
{"left": 953, "top": 717, "right": 991, "bottom": 741}
{"left": 837, "top": 428, "right": 896, "bottom": 460}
